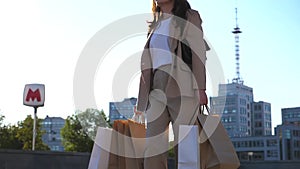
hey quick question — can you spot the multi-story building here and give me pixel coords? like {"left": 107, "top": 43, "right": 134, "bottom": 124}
{"left": 210, "top": 82, "right": 254, "bottom": 137}
{"left": 281, "top": 107, "right": 300, "bottom": 126}
{"left": 232, "top": 107, "right": 300, "bottom": 161}
{"left": 41, "top": 116, "right": 65, "bottom": 151}
{"left": 109, "top": 97, "right": 137, "bottom": 124}
{"left": 275, "top": 107, "right": 300, "bottom": 160}
{"left": 251, "top": 101, "right": 272, "bottom": 136}
{"left": 231, "top": 135, "right": 280, "bottom": 161}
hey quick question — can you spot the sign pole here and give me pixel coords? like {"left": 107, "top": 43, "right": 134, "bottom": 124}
{"left": 23, "top": 83, "right": 45, "bottom": 151}
{"left": 32, "top": 106, "right": 37, "bottom": 151}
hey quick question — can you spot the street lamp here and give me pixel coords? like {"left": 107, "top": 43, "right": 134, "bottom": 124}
{"left": 248, "top": 152, "right": 254, "bottom": 161}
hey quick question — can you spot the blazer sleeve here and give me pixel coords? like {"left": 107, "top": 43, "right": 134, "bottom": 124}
{"left": 136, "top": 47, "right": 153, "bottom": 112}
{"left": 184, "top": 10, "right": 207, "bottom": 90}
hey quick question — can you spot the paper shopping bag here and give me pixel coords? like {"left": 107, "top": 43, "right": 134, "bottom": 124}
{"left": 88, "top": 127, "right": 112, "bottom": 169}
{"left": 108, "top": 120, "right": 144, "bottom": 169}
{"left": 197, "top": 114, "right": 240, "bottom": 169}
{"left": 127, "top": 119, "right": 146, "bottom": 158}
{"left": 178, "top": 125, "right": 200, "bottom": 169}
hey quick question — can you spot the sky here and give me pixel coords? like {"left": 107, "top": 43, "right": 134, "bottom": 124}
{"left": 0, "top": 0, "right": 300, "bottom": 132}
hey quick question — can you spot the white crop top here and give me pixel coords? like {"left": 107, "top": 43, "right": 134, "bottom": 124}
{"left": 149, "top": 17, "right": 173, "bottom": 70}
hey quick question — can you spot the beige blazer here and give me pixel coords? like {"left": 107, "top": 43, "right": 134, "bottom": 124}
{"left": 137, "top": 9, "right": 207, "bottom": 112}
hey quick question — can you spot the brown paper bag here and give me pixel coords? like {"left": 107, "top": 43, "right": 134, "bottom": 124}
{"left": 197, "top": 114, "right": 240, "bottom": 169}
{"left": 108, "top": 120, "right": 145, "bottom": 169}
{"left": 127, "top": 120, "right": 146, "bottom": 158}
{"left": 108, "top": 120, "right": 123, "bottom": 169}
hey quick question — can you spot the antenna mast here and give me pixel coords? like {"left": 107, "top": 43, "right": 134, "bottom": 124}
{"left": 232, "top": 7, "right": 243, "bottom": 84}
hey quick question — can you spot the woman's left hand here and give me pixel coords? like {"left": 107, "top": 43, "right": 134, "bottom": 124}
{"left": 199, "top": 89, "right": 208, "bottom": 105}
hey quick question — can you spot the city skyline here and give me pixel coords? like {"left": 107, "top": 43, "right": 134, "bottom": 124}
{"left": 0, "top": 0, "right": 300, "bottom": 131}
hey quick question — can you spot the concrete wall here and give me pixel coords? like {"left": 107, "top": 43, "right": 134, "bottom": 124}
{"left": 0, "top": 149, "right": 90, "bottom": 169}
{"left": 167, "top": 159, "right": 300, "bottom": 169}
{"left": 1, "top": 149, "right": 300, "bottom": 169}
{"left": 239, "top": 161, "right": 300, "bottom": 169}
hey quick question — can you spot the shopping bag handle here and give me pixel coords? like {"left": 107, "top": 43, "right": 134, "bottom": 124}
{"left": 200, "top": 104, "right": 210, "bottom": 115}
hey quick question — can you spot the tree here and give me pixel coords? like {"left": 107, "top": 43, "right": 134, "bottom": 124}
{"left": 61, "top": 114, "right": 94, "bottom": 152}
{"left": 76, "top": 108, "right": 110, "bottom": 140}
{"left": 0, "top": 115, "right": 23, "bottom": 149}
{"left": 168, "top": 141, "right": 175, "bottom": 158}
{"left": 0, "top": 125, "right": 23, "bottom": 149}
{"left": 16, "top": 115, "right": 50, "bottom": 150}
{"left": 0, "top": 114, "right": 4, "bottom": 126}
{"left": 61, "top": 108, "right": 110, "bottom": 152}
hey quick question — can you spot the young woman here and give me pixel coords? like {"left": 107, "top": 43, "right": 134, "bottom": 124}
{"left": 136, "top": 0, "right": 208, "bottom": 168}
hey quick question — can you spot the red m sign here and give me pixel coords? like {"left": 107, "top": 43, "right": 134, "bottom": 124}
{"left": 26, "top": 89, "right": 41, "bottom": 102}
{"left": 23, "top": 84, "right": 45, "bottom": 107}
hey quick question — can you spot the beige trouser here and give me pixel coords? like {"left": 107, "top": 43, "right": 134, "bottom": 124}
{"left": 144, "top": 65, "right": 200, "bottom": 169}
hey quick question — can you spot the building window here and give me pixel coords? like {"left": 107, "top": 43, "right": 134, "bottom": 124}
{"left": 293, "top": 130, "right": 300, "bottom": 137}
{"left": 294, "top": 140, "right": 300, "bottom": 148}
{"left": 240, "top": 107, "right": 246, "bottom": 115}
{"left": 254, "top": 130, "right": 263, "bottom": 136}
{"left": 246, "top": 95, "right": 250, "bottom": 101}
{"left": 294, "top": 151, "right": 300, "bottom": 159}
{"left": 267, "top": 150, "right": 278, "bottom": 158}
{"left": 264, "top": 113, "right": 271, "bottom": 121}
{"left": 254, "top": 113, "right": 262, "bottom": 119}
{"left": 267, "top": 139, "right": 278, "bottom": 147}
{"left": 252, "top": 140, "right": 264, "bottom": 147}
{"left": 264, "top": 105, "right": 271, "bottom": 111}
{"left": 257, "top": 105, "right": 262, "bottom": 110}
{"left": 284, "top": 129, "right": 291, "bottom": 139}
{"left": 240, "top": 99, "right": 246, "bottom": 106}
{"left": 265, "top": 122, "right": 271, "bottom": 128}
{"left": 225, "top": 98, "right": 236, "bottom": 105}
{"left": 255, "top": 122, "right": 262, "bottom": 127}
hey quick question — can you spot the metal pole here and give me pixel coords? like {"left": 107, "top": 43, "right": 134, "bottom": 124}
{"left": 32, "top": 107, "right": 37, "bottom": 151}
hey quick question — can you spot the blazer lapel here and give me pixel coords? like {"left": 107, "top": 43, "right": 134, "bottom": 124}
{"left": 169, "top": 18, "right": 179, "bottom": 56}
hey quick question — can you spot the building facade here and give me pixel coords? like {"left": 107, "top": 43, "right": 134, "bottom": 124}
{"left": 274, "top": 107, "right": 300, "bottom": 160}
{"left": 231, "top": 135, "right": 280, "bottom": 161}
{"left": 232, "top": 107, "right": 300, "bottom": 161}
{"left": 41, "top": 116, "right": 65, "bottom": 151}
{"left": 210, "top": 82, "right": 254, "bottom": 137}
{"left": 251, "top": 101, "right": 272, "bottom": 136}
{"left": 281, "top": 107, "right": 300, "bottom": 126}
{"left": 109, "top": 97, "right": 137, "bottom": 124}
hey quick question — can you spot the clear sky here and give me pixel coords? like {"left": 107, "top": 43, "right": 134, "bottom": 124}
{"left": 0, "top": 0, "right": 299, "bottom": 132}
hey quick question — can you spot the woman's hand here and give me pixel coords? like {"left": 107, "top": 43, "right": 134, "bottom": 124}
{"left": 199, "top": 89, "right": 208, "bottom": 105}
{"left": 133, "top": 106, "right": 145, "bottom": 123}
{"left": 134, "top": 105, "right": 143, "bottom": 115}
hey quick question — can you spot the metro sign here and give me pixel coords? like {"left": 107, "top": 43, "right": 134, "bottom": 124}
{"left": 23, "top": 84, "right": 45, "bottom": 107}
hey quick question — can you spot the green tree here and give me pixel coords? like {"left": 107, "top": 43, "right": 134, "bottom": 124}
{"left": 61, "top": 109, "right": 110, "bottom": 152}
{"left": 0, "top": 124, "right": 23, "bottom": 149}
{"left": 76, "top": 108, "right": 110, "bottom": 140}
{"left": 0, "top": 115, "right": 23, "bottom": 149}
{"left": 16, "top": 115, "right": 50, "bottom": 150}
{"left": 61, "top": 114, "right": 94, "bottom": 152}
{"left": 168, "top": 141, "right": 175, "bottom": 158}
{"left": 0, "top": 114, "right": 4, "bottom": 126}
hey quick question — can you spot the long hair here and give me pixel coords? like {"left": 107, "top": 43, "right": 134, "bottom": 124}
{"left": 148, "top": 0, "right": 191, "bottom": 36}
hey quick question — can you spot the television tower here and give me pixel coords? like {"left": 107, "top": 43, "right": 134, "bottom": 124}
{"left": 232, "top": 7, "right": 243, "bottom": 84}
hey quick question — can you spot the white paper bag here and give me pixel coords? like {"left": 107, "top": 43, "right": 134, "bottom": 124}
{"left": 88, "top": 127, "right": 112, "bottom": 169}
{"left": 178, "top": 125, "right": 200, "bottom": 169}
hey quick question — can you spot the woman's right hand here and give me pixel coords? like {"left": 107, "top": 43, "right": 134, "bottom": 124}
{"left": 199, "top": 89, "right": 208, "bottom": 105}
{"left": 133, "top": 106, "right": 145, "bottom": 123}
